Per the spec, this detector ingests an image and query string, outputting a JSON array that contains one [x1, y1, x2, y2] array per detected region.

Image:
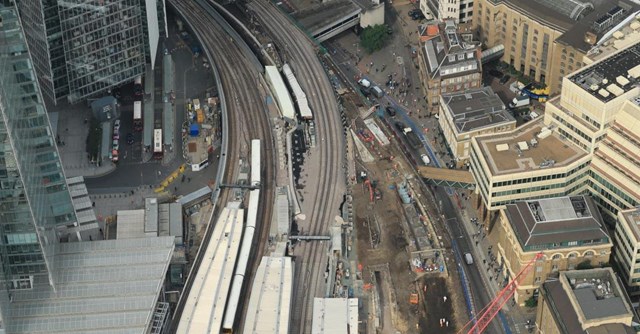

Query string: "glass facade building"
[[0, 2, 77, 296], [16, 0, 164, 104]]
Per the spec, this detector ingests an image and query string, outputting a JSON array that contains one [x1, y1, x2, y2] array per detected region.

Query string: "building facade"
[[492, 196, 611, 304], [417, 20, 482, 114], [472, 0, 639, 94], [0, 4, 78, 288], [438, 86, 515, 167], [613, 208, 640, 297], [423, 0, 474, 24], [16, 0, 165, 104], [536, 268, 635, 333]]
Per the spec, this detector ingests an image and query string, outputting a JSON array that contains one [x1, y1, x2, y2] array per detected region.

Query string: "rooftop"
[[421, 21, 481, 79], [7, 237, 175, 333], [584, 14, 640, 63], [292, 0, 361, 35], [504, 195, 610, 249], [440, 87, 514, 133], [620, 207, 640, 241], [243, 256, 293, 334], [312, 298, 359, 334], [542, 268, 634, 333], [570, 41, 640, 102], [474, 119, 588, 176]]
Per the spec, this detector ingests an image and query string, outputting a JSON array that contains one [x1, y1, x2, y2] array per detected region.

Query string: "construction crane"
[[458, 252, 544, 334]]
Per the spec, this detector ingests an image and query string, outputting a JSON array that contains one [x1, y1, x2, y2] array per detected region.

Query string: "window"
[[585, 251, 594, 257], [552, 254, 561, 260], [568, 241, 577, 246], [552, 264, 558, 271], [534, 277, 541, 283]]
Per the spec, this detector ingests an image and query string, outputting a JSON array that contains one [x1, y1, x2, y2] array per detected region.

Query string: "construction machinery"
[[458, 252, 544, 334], [409, 293, 419, 305]]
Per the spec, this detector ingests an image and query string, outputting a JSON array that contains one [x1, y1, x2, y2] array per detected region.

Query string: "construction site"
[[343, 99, 470, 333]]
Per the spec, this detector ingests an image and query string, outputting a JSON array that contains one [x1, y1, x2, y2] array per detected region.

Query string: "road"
[[247, 1, 346, 333], [436, 187, 505, 334]]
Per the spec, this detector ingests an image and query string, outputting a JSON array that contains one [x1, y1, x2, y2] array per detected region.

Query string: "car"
[[112, 140, 119, 151], [499, 74, 511, 84], [112, 133, 120, 140], [420, 154, 431, 165], [395, 121, 406, 132], [408, 9, 419, 16], [489, 69, 504, 78], [385, 106, 396, 117], [114, 119, 121, 132], [126, 133, 134, 145]]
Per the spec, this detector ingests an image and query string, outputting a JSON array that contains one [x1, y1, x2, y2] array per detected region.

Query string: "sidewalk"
[[54, 101, 117, 178]]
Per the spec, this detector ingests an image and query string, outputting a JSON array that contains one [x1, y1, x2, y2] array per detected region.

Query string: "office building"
[[470, 118, 590, 213], [536, 268, 636, 333], [546, 42, 640, 221], [16, 0, 165, 104], [472, 0, 639, 94], [470, 41, 640, 223], [613, 208, 640, 297], [438, 86, 515, 167], [417, 20, 482, 114], [0, 6, 174, 332], [423, 0, 474, 24], [492, 196, 611, 304]]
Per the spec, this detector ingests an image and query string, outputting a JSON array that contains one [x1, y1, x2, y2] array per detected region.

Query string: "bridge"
[[417, 166, 476, 190]]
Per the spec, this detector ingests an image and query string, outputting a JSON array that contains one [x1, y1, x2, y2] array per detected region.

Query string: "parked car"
[[112, 133, 120, 140], [112, 140, 119, 151], [420, 154, 431, 165], [114, 119, 121, 132], [126, 133, 134, 145], [499, 74, 511, 84]]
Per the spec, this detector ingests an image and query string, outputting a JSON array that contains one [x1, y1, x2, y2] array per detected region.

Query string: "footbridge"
[[417, 166, 476, 190]]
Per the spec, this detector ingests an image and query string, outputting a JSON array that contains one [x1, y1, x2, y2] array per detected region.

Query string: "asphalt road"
[[436, 187, 505, 334]]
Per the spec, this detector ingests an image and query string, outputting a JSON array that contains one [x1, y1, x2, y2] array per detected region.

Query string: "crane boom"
[[460, 252, 544, 334]]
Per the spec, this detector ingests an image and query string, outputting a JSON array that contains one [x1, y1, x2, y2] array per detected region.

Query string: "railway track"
[[247, 1, 346, 332], [168, 0, 275, 331]]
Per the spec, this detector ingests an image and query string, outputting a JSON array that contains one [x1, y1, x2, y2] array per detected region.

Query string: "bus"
[[133, 101, 143, 132], [153, 129, 163, 159]]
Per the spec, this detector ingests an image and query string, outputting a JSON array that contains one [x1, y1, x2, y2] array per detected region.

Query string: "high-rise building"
[[0, 2, 78, 288], [422, 0, 474, 24], [16, 0, 165, 104]]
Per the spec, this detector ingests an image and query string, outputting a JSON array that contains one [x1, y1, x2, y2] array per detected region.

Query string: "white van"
[[464, 253, 473, 265], [358, 78, 371, 88], [420, 154, 430, 165], [372, 86, 384, 98]]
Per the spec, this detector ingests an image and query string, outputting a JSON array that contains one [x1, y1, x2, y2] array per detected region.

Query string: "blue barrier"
[[498, 311, 513, 334], [450, 237, 476, 324]]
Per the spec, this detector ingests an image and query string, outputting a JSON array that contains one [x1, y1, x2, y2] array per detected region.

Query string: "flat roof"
[[585, 16, 640, 63], [312, 298, 359, 334], [569, 42, 640, 102], [292, 0, 361, 34], [243, 256, 293, 334], [441, 87, 514, 133], [176, 205, 244, 334], [542, 268, 633, 333], [620, 207, 640, 242], [504, 195, 610, 248], [265, 66, 296, 121], [474, 119, 588, 176], [116, 209, 147, 239], [7, 237, 175, 333]]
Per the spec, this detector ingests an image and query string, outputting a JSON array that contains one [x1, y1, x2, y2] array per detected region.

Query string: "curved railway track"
[[169, 0, 275, 331], [247, 1, 346, 332]]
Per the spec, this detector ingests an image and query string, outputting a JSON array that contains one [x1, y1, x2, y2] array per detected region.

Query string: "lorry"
[[509, 95, 530, 109], [464, 253, 473, 265], [402, 127, 422, 149], [371, 86, 384, 98]]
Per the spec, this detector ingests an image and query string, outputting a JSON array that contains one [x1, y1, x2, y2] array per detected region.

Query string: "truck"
[[464, 253, 473, 265], [371, 86, 384, 98], [509, 95, 530, 109], [358, 78, 371, 88], [402, 127, 422, 149]]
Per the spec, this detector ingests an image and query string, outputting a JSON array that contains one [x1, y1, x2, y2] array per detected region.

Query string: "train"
[[282, 63, 313, 120], [222, 139, 261, 333]]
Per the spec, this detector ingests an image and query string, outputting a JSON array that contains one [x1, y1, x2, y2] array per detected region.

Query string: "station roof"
[[440, 87, 514, 134], [243, 256, 293, 334], [474, 119, 588, 176], [312, 298, 358, 334], [542, 268, 634, 333], [504, 195, 610, 249], [6, 237, 174, 333]]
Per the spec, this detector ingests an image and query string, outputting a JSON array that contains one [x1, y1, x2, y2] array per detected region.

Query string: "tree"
[[360, 25, 389, 53], [576, 260, 593, 270], [524, 296, 538, 308]]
